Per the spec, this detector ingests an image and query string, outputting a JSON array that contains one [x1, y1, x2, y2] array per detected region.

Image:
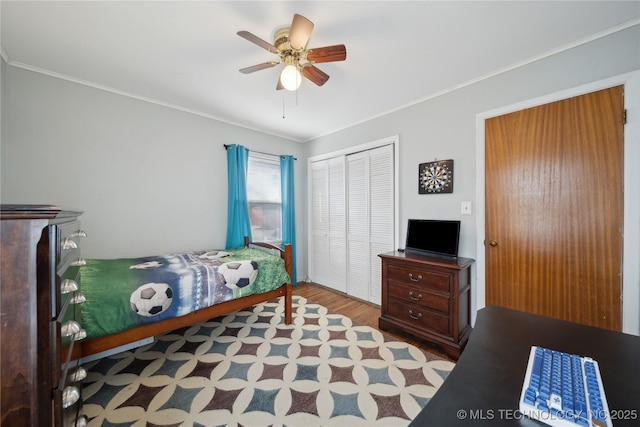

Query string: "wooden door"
[[485, 86, 624, 331]]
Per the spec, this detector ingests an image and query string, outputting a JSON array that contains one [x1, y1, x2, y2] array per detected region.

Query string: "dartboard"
[[419, 160, 454, 194]]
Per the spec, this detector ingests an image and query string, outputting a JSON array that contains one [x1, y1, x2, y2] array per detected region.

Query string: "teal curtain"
[[280, 155, 297, 285], [225, 144, 251, 249]]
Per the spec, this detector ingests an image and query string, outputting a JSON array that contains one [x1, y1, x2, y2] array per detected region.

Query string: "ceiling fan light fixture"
[[280, 63, 301, 91], [238, 13, 346, 90]]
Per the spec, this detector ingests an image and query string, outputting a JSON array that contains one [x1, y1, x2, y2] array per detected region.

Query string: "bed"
[[79, 237, 292, 357]]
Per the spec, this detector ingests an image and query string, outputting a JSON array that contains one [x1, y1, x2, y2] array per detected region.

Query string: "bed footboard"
[[244, 237, 293, 324]]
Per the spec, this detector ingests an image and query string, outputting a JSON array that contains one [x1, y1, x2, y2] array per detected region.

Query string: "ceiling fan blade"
[[289, 14, 314, 50], [276, 78, 284, 91], [240, 61, 279, 74], [306, 44, 347, 63], [301, 65, 330, 86], [237, 30, 279, 54]]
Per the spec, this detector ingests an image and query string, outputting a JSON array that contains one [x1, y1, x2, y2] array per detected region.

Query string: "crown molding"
[[3, 17, 638, 144], [306, 17, 640, 143], [5, 59, 301, 143]]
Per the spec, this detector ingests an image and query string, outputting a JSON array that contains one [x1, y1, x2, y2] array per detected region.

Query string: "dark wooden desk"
[[410, 306, 640, 426]]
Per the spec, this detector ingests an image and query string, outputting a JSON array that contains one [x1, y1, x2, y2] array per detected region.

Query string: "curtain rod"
[[223, 144, 297, 161]]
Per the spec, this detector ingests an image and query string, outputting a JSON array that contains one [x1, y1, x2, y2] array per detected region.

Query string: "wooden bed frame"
[[80, 237, 293, 357]]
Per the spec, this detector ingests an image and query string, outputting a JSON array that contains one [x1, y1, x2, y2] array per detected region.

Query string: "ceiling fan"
[[238, 13, 347, 91]]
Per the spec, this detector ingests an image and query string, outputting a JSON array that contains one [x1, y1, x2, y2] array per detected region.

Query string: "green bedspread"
[[80, 246, 290, 340]]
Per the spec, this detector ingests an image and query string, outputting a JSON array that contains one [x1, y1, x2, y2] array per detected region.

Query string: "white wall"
[[2, 66, 305, 262], [304, 25, 640, 332]]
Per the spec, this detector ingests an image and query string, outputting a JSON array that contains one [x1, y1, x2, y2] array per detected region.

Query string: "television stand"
[[378, 250, 474, 360]]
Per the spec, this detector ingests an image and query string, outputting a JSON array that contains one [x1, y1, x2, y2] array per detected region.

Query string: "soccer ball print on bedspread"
[[218, 260, 259, 289], [125, 252, 234, 321], [201, 251, 259, 289], [126, 252, 261, 318], [130, 282, 174, 317], [127, 256, 259, 317], [199, 250, 233, 260]]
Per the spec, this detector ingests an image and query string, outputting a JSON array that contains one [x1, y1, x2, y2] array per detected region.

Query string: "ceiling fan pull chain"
[[282, 92, 286, 119]]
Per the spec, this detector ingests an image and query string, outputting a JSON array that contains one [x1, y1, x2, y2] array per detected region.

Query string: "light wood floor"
[[293, 282, 453, 361]]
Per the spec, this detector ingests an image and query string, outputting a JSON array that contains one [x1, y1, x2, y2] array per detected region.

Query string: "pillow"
[[248, 243, 281, 257]]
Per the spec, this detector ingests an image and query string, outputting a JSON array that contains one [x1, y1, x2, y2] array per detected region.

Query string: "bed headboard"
[[243, 236, 292, 285]]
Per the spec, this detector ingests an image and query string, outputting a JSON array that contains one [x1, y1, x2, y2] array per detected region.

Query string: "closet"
[[310, 157, 347, 292], [309, 142, 396, 304]]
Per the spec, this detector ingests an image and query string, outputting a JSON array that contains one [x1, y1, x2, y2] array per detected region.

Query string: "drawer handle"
[[71, 293, 86, 305], [68, 367, 87, 383], [71, 258, 87, 267], [408, 273, 422, 282], [74, 329, 87, 342], [62, 386, 80, 408], [61, 322, 87, 341], [61, 320, 81, 337], [73, 415, 89, 427], [61, 238, 78, 250], [409, 310, 423, 320], [60, 279, 79, 294], [408, 291, 422, 301], [72, 230, 87, 238]]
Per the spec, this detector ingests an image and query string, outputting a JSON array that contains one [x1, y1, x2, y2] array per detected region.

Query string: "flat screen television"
[[405, 219, 461, 260]]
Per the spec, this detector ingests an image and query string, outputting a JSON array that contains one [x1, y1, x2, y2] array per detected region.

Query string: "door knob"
[[489, 240, 498, 247]]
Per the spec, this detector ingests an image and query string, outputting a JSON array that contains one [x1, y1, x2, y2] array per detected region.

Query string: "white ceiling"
[[2, 1, 639, 142]]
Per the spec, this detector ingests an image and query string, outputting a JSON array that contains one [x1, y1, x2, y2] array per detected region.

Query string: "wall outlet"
[[461, 201, 472, 215]]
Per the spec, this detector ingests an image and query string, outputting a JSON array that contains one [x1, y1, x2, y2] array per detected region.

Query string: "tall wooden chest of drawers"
[[379, 251, 474, 360], [1, 205, 87, 426]]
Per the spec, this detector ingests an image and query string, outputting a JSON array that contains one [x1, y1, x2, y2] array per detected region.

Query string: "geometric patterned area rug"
[[81, 296, 455, 427]]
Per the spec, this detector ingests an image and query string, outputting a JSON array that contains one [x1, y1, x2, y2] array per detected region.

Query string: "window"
[[247, 153, 282, 244]]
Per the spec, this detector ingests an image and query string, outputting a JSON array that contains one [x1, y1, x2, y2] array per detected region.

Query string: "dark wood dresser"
[[1, 205, 88, 426], [379, 250, 474, 360]]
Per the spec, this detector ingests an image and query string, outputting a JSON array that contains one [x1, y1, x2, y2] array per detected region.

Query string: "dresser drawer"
[[58, 303, 82, 350], [58, 221, 85, 251], [54, 322, 87, 423], [387, 264, 450, 293], [53, 354, 86, 427], [50, 281, 85, 416], [56, 306, 84, 368], [58, 249, 85, 282], [57, 267, 81, 319], [386, 299, 450, 336], [58, 221, 86, 276], [388, 282, 450, 314]]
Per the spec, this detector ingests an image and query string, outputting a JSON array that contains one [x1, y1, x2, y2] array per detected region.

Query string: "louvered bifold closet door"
[[310, 161, 331, 286], [328, 157, 347, 292], [346, 152, 370, 301], [346, 144, 395, 303], [368, 145, 395, 305], [347, 151, 371, 301]]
